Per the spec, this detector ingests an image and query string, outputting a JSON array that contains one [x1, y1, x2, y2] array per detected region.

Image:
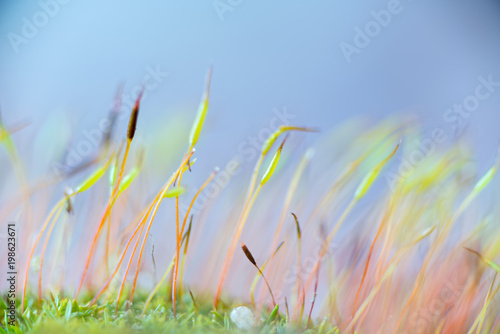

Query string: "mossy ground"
[[1, 293, 338, 334]]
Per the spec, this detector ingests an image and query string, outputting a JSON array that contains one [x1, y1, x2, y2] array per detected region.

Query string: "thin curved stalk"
[[213, 154, 265, 307], [214, 182, 263, 307], [75, 141, 131, 298], [344, 226, 436, 332], [142, 256, 175, 315], [115, 151, 193, 311], [37, 205, 64, 304], [171, 159, 188, 317], [90, 203, 155, 305], [351, 191, 399, 321], [172, 169, 217, 316], [22, 197, 66, 312]]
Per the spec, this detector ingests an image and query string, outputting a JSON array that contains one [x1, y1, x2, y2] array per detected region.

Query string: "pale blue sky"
[[1, 0, 500, 167]]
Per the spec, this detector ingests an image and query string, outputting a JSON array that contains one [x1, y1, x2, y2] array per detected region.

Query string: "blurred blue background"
[[2, 0, 500, 304], [1, 0, 500, 170]]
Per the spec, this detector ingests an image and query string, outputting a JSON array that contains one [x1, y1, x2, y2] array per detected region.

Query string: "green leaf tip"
[[464, 247, 500, 274], [162, 186, 186, 199], [189, 67, 213, 149], [354, 140, 401, 200], [268, 304, 279, 321], [261, 125, 318, 155], [472, 146, 500, 194], [75, 155, 114, 193], [261, 135, 288, 185]]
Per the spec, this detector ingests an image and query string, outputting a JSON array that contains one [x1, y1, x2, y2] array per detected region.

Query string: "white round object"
[[230, 306, 256, 330]]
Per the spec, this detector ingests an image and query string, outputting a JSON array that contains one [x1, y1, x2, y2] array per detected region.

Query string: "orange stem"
[[37, 206, 64, 305], [121, 151, 194, 309], [75, 141, 131, 299], [22, 197, 65, 312]]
